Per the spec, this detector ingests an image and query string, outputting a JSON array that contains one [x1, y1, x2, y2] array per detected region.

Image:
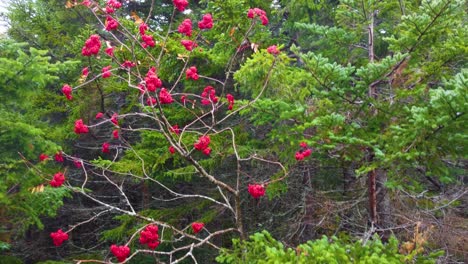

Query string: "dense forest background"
[[0, 0, 466, 263]]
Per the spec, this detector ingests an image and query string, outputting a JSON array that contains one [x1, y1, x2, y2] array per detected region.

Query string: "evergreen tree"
[[0, 38, 77, 256]]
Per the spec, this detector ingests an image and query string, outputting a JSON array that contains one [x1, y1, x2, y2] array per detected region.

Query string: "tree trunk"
[[376, 168, 392, 241], [367, 159, 392, 240], [368, 12, 375, 64], [368, 166, 378, 225], [367, 9, 392, 241]]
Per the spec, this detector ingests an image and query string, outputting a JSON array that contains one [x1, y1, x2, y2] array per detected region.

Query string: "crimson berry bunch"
[[139, 224, 160, 250], [81, 34, 101, 56], [50, 229, 69, 246], [110, 244, 130, 263], [105, 16, 119, 31], [178, 19, 193, 37], [201, 86, 218, 105], [54, 152, 64, 163], [74, 119, 89, 134], [191, 222, 204, 234], [247, 8, 269, 25], [198, 14, 213, 30], [61, 84, 73, 100], [248, 184, 266, 199], [181, 39, 197, 51], [144, 67, 162, 92], [295, 142, 312, 161], [194, 135, 211, 155], [50, 172, 65, 188], [173, 0, 188, 12], [105, 0, 122, 13], [39, 153, 49, 161], [186, 66, 199, 80], [226, 94, 235, 110]]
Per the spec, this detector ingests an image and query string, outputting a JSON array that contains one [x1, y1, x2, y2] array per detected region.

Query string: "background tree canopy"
[[0, 0, 466, 263]]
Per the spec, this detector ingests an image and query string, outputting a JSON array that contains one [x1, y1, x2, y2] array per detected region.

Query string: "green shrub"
[[216, 231, 443, 264]]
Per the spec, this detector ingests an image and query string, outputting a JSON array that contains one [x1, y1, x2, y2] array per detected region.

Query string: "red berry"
[[50, 229, 69, 246], [110, 245, 130, 262], [191, 222, 204, 234], [248, 184, 265, 199]]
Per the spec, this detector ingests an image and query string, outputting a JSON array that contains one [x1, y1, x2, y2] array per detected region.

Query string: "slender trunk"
[[368, 10, 376, 98], [376, 169, 392, 241], [367, 9, 393, 240], [367, 9, 379, 227], [235, 160, 246, 240], [368, 13, 375, 64], [235, 194, 246, 240], [368, 155, 378, 225], [398, 0, 406, 16]]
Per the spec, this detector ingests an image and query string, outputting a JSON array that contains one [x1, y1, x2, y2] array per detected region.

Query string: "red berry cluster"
[[159, 88, 174, 104], [169, 146, 176, 154], [61, 84, 73, 100], [139, 23, 148, 35], [74, 119, 89, 134], [146, 97, 157, 106], [39, 153, 49, 161], [122, 60, 136, 68], [194, 135, 211, 155], [105, 0, 122, 14], [73, 159, 82, 168], [295, 142, 312, 161], [50, 172, 65, 187], [186, 66, 199, 80], [178, 19, 193, 37], [106, 47, 114, 57], [226, 94, 235, 110], [81, 34, 101, 56], [171, 125, 181, 135], [81, 0, 91, 7], [139, 224, 160, 250], [105, 16, 119, 31], [110, 244, 130, 263], [267, 45, 280, 55], [102, 65, 112, 78], [141, 34, 155, 48], [102, 142, 110, 153], [82, 67, 89, 77], [50, 229, 69, 246], [109, 113, 118, 126], [181, 40, 197, 51], [55, 152, 64, 163], [198, 14, 213, 29], [144, 67, 162, 92], [247, 8, 269, 25], [106, 47, 115, 57], [173, 0, 189, 12], [201, 86, 218, 105], [248, 184, 265, 199], [191, 222, 204, 234], [105, 46, 114, 56]]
